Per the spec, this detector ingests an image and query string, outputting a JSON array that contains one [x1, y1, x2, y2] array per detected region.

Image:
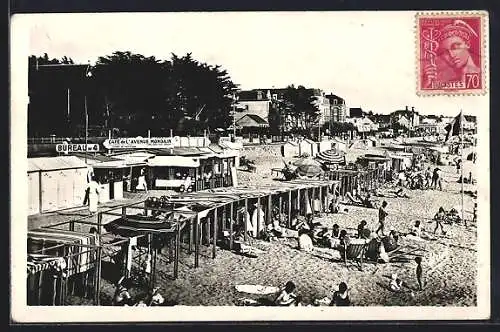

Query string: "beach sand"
[[42, 143, 478, 307]]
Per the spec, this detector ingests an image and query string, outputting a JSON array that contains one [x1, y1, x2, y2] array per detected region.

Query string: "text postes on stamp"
[[416, 12, 487, 96]]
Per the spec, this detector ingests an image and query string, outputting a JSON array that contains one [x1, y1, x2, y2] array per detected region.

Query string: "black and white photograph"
[[10, 11, 490, 322]]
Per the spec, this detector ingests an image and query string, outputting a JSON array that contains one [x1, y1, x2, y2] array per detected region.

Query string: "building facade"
[[326, 94, 347, 123], [390, 106, 420, 130]]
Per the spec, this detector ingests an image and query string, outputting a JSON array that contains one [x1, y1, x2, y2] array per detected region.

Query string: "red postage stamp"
[[416, 12, 487, 95]]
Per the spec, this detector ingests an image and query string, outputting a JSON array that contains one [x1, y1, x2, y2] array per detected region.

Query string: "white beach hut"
[[28, 156, 88, 215]]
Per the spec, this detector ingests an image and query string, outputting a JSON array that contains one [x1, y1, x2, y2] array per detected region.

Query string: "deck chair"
[[343, 192, 364, 206], [386, 244, 423, 263], [343, 240, 368, 271], [364, 239, 381, 262]]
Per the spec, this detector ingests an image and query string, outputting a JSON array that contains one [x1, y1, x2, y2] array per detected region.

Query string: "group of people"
[[395, 166, 444, 191], [275, 281, 351, 307], [112, 276, 165, 306]]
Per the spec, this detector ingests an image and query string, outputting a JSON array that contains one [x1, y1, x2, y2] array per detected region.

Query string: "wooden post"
[[174, 223, 180, 278], [97, 212, 102, 235], [312, 187, 316, 215], [95, 246, 102, 305], [278, 194, 283, 225], [212, 208, 218, 259], [297, 189, 301, 217], [267, 194, 272, 226], [288, 190, 292, 228], [257, 196, 261, 235], [244, 199, 248, 241], [229, 202, 234, 250], [195, 214, 200, 268], [319, 186, 323, 212], [206, 214, 211, 246], [189, 218, 194, 253], [223, 205, 227, 231]]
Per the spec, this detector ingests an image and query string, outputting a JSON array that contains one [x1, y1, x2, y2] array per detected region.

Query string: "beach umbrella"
[[292, 158, 322, 167], [315, 149, 346, 164], [296, 164, 324, 177]]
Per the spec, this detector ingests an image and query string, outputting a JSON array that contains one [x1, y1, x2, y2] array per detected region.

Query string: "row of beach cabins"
[[27, 136, 433, 305]]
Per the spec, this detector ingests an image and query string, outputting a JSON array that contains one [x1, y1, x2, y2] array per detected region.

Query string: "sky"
[[18, 11, 489, 116]]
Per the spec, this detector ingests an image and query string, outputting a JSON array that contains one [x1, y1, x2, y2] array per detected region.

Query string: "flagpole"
[[460, 110, 465, 227]]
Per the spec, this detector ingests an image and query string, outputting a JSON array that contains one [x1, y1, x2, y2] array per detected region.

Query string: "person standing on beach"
[[87, 176, 100, 216], [415, 257, 423, 291], [433, 207, 447, 235], [376, 201, 388, 237], [425, 167, 432, 189]]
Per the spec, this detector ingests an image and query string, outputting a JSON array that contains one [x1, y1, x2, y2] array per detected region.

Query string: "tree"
[[281, 85, 321, 138]]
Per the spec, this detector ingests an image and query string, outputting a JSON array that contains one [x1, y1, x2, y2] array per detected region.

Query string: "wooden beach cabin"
[[91, 160, 128, 203], [28, 156, 88, 215], [298, 139, 318, 157], [318, 140, 333, 153], [356, 154, 391, 170], [387, 152, 414, 172], [281, 140, 300, 158], [108, 151, 155, 192], [146, 147, 236, 192], [331, 138, 348, 153]]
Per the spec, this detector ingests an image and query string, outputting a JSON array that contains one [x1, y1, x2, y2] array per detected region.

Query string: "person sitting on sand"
[[409, 220, 422, 237], [274, 281, 298, 306], [315, 227, 331, 247], [331, 224, 340, 239], [113, 277, 133, 306], [333, 194, 342, 213], [339, 230, 351, 247], [298, 229, 314, 252], [329, 282, 351, 306], [357, 220, 368, 239], [395, 188, 410, 198], [336, 230, 352, 254], [389, 273, 403, 292]]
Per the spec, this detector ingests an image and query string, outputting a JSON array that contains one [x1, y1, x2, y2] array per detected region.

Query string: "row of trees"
[[28, 52, 237, 137], [28, 52, 326, 139]]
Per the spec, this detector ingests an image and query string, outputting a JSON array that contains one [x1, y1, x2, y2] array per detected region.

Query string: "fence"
[[322, 167, 390, 197]]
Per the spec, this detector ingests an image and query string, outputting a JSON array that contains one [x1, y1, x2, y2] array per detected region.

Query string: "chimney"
[[411, 107, 415, 112], [405, 106, 408, 111]]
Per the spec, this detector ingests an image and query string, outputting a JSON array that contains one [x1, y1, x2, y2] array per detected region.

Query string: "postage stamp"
[[416, 12, 488, 96]]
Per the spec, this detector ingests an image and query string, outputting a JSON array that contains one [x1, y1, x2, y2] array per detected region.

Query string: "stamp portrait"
[[416, 12, 487, 95]]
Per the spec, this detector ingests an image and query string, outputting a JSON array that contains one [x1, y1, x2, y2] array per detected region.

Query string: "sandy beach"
[[112, 144, 478, 306], [31, 143, 477, 307]]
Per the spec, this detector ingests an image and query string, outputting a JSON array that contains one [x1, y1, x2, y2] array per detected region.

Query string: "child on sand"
[[329, 282, 351, 306], [415, 257, 423, 291], [274, 281, 297, 306], [389, 273, 403, 292], [357, 220, 370, 239], [409, 220, 422, 237]]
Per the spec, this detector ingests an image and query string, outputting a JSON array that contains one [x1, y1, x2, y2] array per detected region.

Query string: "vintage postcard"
[[10, 11, 490, 322]]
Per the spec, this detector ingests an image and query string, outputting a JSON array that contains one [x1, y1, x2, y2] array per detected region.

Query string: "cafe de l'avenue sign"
[[103, 136, 181, 149]]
